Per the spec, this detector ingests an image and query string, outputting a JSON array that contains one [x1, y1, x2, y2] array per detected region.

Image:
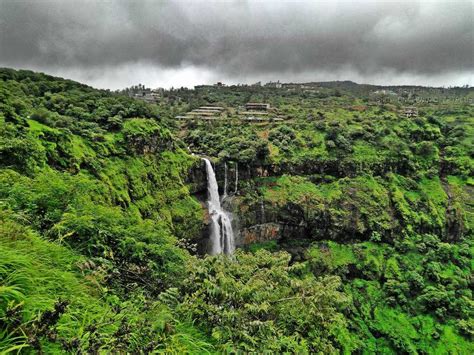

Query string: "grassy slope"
[[0, 69, 211, 352]]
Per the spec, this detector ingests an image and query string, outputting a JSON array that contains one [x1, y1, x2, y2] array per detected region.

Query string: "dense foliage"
[[1, 69, 472, 353], [182, 82, 473, 353]]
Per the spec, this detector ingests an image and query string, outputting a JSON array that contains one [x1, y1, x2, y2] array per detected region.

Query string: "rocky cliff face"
[[188, 159, 387, 250], [186, 159, 208, 194], [187, 158, 469, 252], [227, 196, 310, 246], [186, 160, 273, 251], [210, 158, 418, 185], [240, 223, 281, 244]]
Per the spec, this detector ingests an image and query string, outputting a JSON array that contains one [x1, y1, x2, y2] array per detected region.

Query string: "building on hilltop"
[[265, 81, 282, 88], [403, 106, 418, 118], [194, 85, 214, 90], [281, 83, 301, 90], [127, 86, 163, 103], [176, 105, 225, 121], [245, 103, 270, 111]]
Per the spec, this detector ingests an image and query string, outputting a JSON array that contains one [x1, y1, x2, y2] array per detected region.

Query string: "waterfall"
[[234, 162, 238, 194], [203, 158, 235, 255], [222, 162, 228, 200]]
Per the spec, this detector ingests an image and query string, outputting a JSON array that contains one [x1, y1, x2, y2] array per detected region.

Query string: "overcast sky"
[[0, 0, 472, 89]]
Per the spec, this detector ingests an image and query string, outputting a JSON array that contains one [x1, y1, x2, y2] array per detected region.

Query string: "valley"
[[0, 69, 472, 353]]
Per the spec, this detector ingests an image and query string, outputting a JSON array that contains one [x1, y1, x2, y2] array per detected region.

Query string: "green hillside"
[[0, 69, 472, 353]]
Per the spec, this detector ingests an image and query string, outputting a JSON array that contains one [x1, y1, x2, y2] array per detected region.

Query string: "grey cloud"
[[0, 0, 472, 88]]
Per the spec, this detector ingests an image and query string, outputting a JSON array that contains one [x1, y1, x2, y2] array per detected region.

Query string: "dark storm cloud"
[[0, 0, 472, 88]]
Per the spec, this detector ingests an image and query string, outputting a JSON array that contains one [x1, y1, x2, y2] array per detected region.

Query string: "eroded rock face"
[[188, 161, 315, 250], [240, 223, 281, 244], [187, 159, 426, 251], [186, 159, 207, 194], [227, 196, 308, 246]]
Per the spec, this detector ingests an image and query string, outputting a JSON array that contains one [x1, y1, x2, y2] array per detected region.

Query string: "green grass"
[[0, 210, 111, 353], [245, 240, 279, 253], [27, 119, 60, 134], [352, 140, 382, 164]]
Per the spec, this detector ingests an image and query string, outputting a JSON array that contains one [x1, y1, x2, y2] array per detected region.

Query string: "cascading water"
[[234, 162, 238, 194], [203, 158, 235, 255], [222, 162, 228, 200]]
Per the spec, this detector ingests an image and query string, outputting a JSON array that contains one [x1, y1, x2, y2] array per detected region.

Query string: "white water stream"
[[203, 158, 235, 255], [234, 162, 238, 194], [223, 162, 228, 199]]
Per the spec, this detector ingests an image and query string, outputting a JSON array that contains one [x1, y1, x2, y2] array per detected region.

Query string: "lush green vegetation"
[[181, 82, 473, 353], [1, 69, 472, 353]]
